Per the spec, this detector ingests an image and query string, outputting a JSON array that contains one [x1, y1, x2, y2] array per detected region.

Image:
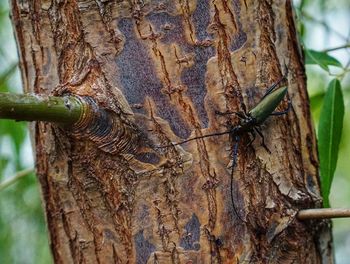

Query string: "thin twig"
[[0, 168, 34, 191], [297, 208, 350, 220], [322, 43, 350, 53]]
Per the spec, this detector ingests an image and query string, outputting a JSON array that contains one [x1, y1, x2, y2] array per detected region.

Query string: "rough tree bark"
[[11, 0, 333, 263]]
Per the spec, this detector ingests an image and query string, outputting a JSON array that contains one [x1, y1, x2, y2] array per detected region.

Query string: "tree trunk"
[[10, 0, 333, 263]]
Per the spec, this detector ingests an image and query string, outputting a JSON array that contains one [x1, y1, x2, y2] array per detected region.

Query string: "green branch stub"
[[0, 93, 83, 126]]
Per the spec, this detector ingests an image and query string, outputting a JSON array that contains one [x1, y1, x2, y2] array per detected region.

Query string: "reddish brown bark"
[[11, 0, 333, 263]]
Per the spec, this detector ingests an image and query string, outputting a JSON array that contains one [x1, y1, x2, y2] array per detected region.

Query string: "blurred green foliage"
[[0, 0, 349, 263], [296, 0, 350, 262], [0, 0, 51, 263]]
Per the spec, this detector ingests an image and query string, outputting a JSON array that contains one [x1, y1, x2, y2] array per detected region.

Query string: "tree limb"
[[0, 92, 83, 126], [298, 208, 350, 219]]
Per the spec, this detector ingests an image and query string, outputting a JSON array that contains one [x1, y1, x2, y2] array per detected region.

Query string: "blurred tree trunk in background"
[[10, 0, 333, 263]]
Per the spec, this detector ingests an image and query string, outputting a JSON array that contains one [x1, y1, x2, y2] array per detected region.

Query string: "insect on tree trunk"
[[10, 0, 333, 263]]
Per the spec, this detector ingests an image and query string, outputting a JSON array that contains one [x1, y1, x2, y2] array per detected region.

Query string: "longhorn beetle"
[[160, 73, 290, 222]]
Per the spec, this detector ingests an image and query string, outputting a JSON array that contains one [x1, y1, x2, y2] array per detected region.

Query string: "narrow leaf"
[[0, 63, 18, 89], [305, 49, 342, 71], [318, 79, 344, 207]]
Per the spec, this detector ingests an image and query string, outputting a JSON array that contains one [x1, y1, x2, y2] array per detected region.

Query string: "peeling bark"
[[11, 0, 333, 263]]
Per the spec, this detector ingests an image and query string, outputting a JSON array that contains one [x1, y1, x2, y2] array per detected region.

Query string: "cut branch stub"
[[70, 96, 141, 154], [0, 92, 141, 154], [0, 92, 82, 125]]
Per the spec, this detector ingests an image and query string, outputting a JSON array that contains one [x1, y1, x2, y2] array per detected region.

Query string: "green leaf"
[[305, 49, 342, 71], [0, 156, 9, 178], [318, 79, 344, 207], [0, 63, 18, 90]]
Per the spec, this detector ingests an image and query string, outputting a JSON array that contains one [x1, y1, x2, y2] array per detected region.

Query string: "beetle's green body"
[[233, 85, 288, 137], [249, 86, 288, 124]]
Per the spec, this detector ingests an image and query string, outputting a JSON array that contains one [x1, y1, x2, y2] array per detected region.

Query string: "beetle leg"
[[215, 110, 248, 119], [235, 111, 248, 119], [215, 110, 234, 115], [270, 99, 291, 116], [254, 127, 271, 153], [270, 110, 288, 116], [246, 130, 256, 147]]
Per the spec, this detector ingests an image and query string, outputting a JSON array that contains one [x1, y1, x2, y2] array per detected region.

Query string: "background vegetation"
[[0, 0, 349, 263], [297, 1, 350, 262], [0, 1, 51, 263]]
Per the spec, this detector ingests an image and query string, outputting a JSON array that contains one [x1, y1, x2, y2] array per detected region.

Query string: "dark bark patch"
[[180, 213, 201, 251], [146, 8, 214, 129], [116, 17, 190, 138], [134, 229, 156, 264]]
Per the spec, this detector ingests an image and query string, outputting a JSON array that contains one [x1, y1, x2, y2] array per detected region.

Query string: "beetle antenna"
[[156, 130, 233, 148], [261, 72, 288, 99], [230, 135, 246, 223]]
